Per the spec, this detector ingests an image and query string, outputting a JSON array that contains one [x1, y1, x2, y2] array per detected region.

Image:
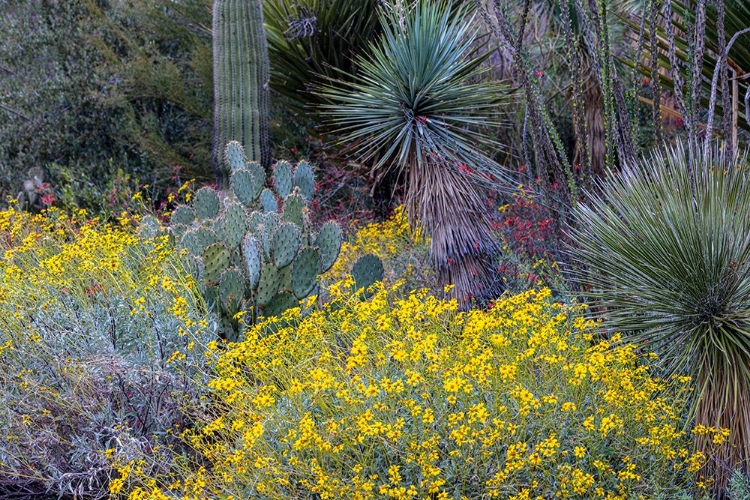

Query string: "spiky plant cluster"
[[170, 142, 342, 340], [570, 143, 750, 495], [264, 0, 381, 112], [318, 0, 511, 304]]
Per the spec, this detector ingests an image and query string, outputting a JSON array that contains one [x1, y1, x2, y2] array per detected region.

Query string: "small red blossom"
[[457, 163, 472, 175]]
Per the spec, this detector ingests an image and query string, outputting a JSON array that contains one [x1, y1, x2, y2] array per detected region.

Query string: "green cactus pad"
[[229, 248, 243, 269], [247, 161, 265, 188], [261, 188, 278, 213], [180, 252, 203, 282], [203, 284, 220, 310], [248, 211, 265, 233], [264, 212, 280, 236], [179, 229, 201, 255], [273, 160, 293, 198], [256, 262, 282, 306], [256, 224, 272, 260], [315, 221, 343, 272], [171, 223, 188, 241], [193, 187, 221, 220], [262, 292, 298, 318], [242, 234, 262, 290], [180, 227, 217, 256], [223, 202, 247, 248], [293, 247, 322, 299], [219, 267, 245, 315], [256, 213, 281, 260], [171, 205, 196, 226], [279, 265, 293, 293], [283, 191, 306, 228], [202, 243, 231, 283], [213, 216, 225, 241], [137, 215, 161, 240], [352, 254, 384, 295], [271, 222, 301, 268], [220, 315, 239, 342], [293, 161, 315, 201], [231, 168, 263, 206], [225, 141, 246, 172]]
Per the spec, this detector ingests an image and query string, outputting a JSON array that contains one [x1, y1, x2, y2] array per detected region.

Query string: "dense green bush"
[[0, 0, 213, 211]]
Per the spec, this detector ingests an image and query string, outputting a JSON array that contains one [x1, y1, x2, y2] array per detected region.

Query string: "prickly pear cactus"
[[293, 161, 315, 201], [273, 161, 293, 198], [169, 141, 343, 341], [315, 221, 343, 272], [351, 254, 385, 297]]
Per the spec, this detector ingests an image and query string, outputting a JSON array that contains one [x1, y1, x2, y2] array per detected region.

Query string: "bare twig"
[[0, 103, 30, 121]]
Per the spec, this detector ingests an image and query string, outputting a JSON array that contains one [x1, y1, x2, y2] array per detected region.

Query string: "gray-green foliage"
[[171, 141, 342, 340], [728, 469, 750, 500], [570, 143, 750, 493]]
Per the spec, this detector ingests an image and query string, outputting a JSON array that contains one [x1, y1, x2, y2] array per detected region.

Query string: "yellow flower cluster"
[[118, 282, 706, 499]]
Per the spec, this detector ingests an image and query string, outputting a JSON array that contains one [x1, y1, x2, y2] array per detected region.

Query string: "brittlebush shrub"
[[116, 279, 710, 499], [0, 208, 212, 498]]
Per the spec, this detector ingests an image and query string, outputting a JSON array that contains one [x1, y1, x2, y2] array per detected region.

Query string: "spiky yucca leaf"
[[570, 143, 750, 491], [317, 0, 510, 185], [264, 0, 380, 112]]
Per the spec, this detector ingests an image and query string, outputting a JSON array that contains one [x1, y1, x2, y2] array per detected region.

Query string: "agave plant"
[[317, 0, 512, 304], [570, 143, 750, 494]]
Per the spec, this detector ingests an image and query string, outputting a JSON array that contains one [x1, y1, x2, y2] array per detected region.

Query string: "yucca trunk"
[[583, 78, 606, 178], [406, 157, 502, 306], [695, 351, 750, 497]]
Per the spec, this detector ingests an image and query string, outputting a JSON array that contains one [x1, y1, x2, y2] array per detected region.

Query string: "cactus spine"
[[212, 0, 272, 182]]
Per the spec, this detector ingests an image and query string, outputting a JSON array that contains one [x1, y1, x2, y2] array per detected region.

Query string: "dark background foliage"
[[0, 0, 214, 211]]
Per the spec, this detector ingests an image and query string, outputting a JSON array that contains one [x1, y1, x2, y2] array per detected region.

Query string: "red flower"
[[457, 163, 472, 174]]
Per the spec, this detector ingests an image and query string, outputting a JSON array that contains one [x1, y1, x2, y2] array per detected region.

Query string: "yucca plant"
[[570, 143, 750, 496], [317, 0, 512, 304]]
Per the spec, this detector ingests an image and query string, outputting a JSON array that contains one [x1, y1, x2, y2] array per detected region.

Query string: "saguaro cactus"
[[212, 0, 272, 182]]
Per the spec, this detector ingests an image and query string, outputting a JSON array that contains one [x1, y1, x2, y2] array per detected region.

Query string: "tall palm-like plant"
[[570, 143, 750, 495], [317, 0, 512, 303]]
